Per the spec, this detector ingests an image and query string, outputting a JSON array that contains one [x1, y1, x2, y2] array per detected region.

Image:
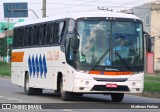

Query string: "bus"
[[11, 12, 149, 102]]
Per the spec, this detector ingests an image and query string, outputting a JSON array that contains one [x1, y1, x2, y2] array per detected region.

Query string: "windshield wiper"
[[115, 51, 132, 71], [89, 48, 132, 72], [89, 47, 112, 71]]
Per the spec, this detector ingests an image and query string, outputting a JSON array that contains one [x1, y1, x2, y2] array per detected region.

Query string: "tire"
[[24, 73, 36, 95], [74, 93, 83, 97], [35, 88, 43, 95], [111, 93, 124, 102], [60, 78, 73, 101]]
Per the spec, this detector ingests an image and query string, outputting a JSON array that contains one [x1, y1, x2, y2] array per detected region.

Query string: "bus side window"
[[35, 25, 41, 45], [54, 22, 65, 44], [46, 23, 51, 45], [50, 23, 54, 44], [13, 29, 17, 48], [21, 28, 25, 47], [41, 23, 47, 45], [39, 24, 44, 45], [33, 25, 36, 46], [24, 27, 29, 47], [17, 28, 21, 47], [28, 26, 33, 46]]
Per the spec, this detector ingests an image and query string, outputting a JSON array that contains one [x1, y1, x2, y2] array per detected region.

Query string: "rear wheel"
[[111, 93, 124, 102], [35, 88, 43, 95], [24, 74, 36, 95], [24, 73, 43, 95], [60, 78, 73, 101]]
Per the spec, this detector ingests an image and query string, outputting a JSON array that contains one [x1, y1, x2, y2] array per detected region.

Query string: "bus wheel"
[[74, 93, 83, 97], [60, 78, 73, 101], [24, 74, 36, 95], [36, 88, 43, 95], [111, 93, 124, 102]]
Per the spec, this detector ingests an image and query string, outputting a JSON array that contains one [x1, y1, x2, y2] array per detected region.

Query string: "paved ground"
[[0, 77, 160, 112]]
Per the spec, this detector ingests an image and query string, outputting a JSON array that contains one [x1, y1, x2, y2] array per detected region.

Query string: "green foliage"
[[144, 81, 160, 92], [0, 37, 12, 57], [145, 75, 160, 81], [0, 38, 7, 57], [0, 61, 11, 76]]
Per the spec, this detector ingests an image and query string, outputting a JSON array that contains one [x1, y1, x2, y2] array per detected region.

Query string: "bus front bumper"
[[73, 73, 144, 94]]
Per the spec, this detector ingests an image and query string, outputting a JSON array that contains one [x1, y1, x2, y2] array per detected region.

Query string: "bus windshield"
[[77, 20, 143, 68]]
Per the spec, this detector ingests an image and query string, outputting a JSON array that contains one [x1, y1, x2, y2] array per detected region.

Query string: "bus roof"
[[14, 11, 141, 28]]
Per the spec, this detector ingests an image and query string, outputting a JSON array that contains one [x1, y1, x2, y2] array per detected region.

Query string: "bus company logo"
[[105, 68, 119, 71], [28, 54, 47, 78]]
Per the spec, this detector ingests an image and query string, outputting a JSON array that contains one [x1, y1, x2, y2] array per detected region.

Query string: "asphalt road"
[[0, 77, 160, 112]]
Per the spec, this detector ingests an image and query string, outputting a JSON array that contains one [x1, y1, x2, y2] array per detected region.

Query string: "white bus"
[[11, 12, 148, 102]]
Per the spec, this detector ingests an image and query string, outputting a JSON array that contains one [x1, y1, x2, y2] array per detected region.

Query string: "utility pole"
[[42, 0, 46, 18], [6, 18, 9, 63]]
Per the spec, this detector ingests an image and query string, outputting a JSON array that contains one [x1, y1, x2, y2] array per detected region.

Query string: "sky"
[[0, 0, 157, 22]]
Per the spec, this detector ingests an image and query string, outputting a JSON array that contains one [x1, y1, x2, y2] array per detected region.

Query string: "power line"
[[46, 1, 147, 6], [28, 2, 41, 4], [45, 0, 151, 7], [70, 0, 150, 4], [29, 10, 42, 17], [46, 6, 151, 10], [46, 0, 100, 10], [97, 0, 151, 6], [44, 0, 157, 10]]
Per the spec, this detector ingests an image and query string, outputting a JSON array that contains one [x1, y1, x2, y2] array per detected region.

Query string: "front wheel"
[[60, 78, 73, 101], [111, 93, 124, 102]]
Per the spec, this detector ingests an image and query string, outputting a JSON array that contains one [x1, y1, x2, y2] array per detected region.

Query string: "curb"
[[0, 75, 11, 79], [142, 91, 160, 99], [130, 91, 160, 99]]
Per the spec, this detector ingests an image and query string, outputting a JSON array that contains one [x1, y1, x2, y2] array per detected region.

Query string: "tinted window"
[[17, 28, 23, 47], [13, 20, 66, 48], [52, 22, 64, 44], [46, 23, 52, 45], [34, 25, 41, 45], [13, 29, 17, 48], [41, 24, 47, 45]]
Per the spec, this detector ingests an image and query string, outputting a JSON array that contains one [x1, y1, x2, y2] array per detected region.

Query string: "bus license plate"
[[106, 84, 117, 88]]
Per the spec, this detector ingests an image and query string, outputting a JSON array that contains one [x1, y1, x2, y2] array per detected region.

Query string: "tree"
[[0, 37, 7, 57]]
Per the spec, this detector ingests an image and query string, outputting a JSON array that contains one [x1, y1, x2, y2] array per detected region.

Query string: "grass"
[[144, 80, 160, 92], [0, 61, 11, 76], [144, 75, 160, 92], [144, 75, 160, 81]]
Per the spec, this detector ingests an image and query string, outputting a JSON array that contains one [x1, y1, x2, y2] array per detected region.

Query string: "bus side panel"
[[60, 52, 75, 92], [21, 47, 67, 90], [11, 47, 74, 91], [11, 49, 25, 87], [11, 65, 18, 85]]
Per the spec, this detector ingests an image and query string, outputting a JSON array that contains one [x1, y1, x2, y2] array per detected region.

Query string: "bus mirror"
[[144, 32, 151, 52], [69, 32, 79, 51], [146, 37, 151, 52]]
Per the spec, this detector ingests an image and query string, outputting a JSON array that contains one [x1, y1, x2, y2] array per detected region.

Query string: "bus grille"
[[91, 85, 130, 92], [93, 78, 128, 82]]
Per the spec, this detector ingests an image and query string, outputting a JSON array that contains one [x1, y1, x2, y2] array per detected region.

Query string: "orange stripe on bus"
[[11, 52, 24, 62], [89, 71, 133, 76]]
